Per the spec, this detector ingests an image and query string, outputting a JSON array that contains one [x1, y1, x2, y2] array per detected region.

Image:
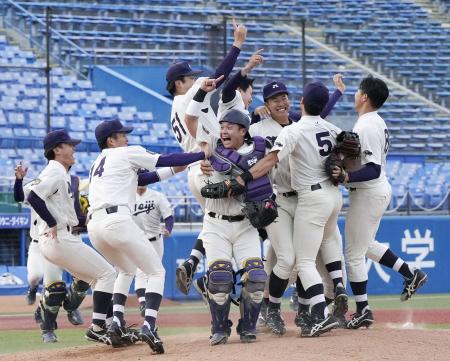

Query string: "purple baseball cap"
[[95, 119, 133, 144], [263, 81, 289, 101], [166, 61, 203, 82], [43, 129, 81, 152], [302, 81, 329, 110]]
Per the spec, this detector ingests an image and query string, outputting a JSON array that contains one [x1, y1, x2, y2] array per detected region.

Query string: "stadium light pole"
[[222, 16, 227, 58], [301, 18, 306, 90], [45, 6, 52, 133]]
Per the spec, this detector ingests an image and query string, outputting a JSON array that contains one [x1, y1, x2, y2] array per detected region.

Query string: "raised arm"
[[13, 163, 28, 202], [320, 73, 345, 119]]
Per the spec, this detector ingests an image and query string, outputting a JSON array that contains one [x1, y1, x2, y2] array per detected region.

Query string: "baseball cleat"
[[85, 325, 112, 345], [239, 330, 257, 343], [265, 307, 286, 335], [67, 308, 84, 326], [209, 331, 228, 346], [294, 310, 310, 330], [300, 314, 339, 337], [140, 326, 164, 354], [139, 302, 146, 318], [345, 306, 374, 329], [175, 260, 195, 295], [193, 276, 208, 304], [42, 330, 58, 343], [400, 269, 428, 302], [333, 284, 349, 320], [107, 321, 128, 348], [26, 286, 38, 305]]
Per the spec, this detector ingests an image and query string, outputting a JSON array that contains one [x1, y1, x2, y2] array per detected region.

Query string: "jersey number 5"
[[171, 113, 187, 143], [316, 131, 332, 157]]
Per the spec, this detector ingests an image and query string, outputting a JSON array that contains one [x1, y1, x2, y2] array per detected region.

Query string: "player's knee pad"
[[63, 279, 90, 312], [43, 281, 67, 307], [241, 258, 267, 303], [207, 260, 234, 305]]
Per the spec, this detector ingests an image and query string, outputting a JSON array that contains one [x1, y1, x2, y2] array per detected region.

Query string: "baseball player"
[[133, 184, 174, 316], [331, 76, 428, 329], [167, 20, 247, 295], [231, 81, 347, 337], [13, 165, 85, 342], [185, 75, 276, 344], [26, 129, 117, 345], [87, 119, 206, 353]]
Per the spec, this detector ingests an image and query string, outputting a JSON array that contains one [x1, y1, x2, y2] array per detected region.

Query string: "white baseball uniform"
[[30, 160, 115, 294], [345, 111, 392, 283], [272, 116, 343, 291], [133, 189, 173, 290], [87, 146, 165, 296], [171, 77, 220, 209]]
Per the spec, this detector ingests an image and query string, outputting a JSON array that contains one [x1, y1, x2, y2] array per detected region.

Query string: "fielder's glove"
[[201, 178, 246, 199], [242, 198, 278, 229], [325, 149, 346, 186], [79, 195, 90, 215], [336, 131, 361, 158]]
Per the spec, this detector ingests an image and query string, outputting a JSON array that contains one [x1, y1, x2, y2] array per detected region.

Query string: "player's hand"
[[242, 49, 264, 75], [200, 159, 213, 176], [232, 19, 247, 48], [200, 75, 225, 93], [332, 165, 348, 182], [333, 73, 346, 93], [172, 165, 187, 174], [45, 226, 58, 241], [254, 105, 271, 119], [162, 228, 171, 238], [14, 162, 28, 180]]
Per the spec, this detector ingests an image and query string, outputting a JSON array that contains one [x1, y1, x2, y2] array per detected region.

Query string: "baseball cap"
[[219, 109, 250, 129], [263, 81, 289, 101], [302, 81, 329, 110], [43, 129, 81, 152], [95, 119, 134, 144], [166, 61, 203, 83]]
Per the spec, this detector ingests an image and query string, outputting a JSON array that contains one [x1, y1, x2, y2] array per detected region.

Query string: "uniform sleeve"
[[158, 193, 173, 219], [355, 124, 383, 166], [270, 125, 295, 161], [127, 146, 160, 171], [30, 173, 62, 200]]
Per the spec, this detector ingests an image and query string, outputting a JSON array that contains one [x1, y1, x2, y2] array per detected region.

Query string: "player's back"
[[89, 146, 140, 212]]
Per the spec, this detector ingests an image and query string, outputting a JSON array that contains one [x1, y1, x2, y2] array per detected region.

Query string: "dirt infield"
[[2, 296, 450, 360], [2, 327, 450, 361]]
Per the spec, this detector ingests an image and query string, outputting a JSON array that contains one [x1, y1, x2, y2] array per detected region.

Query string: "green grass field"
[[1, 294, 449, 355]]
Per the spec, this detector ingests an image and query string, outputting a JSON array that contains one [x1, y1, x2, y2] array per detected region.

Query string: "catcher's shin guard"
[[207, 260, 234, 334], [63, 279, 90, 312], [239, 258, 267, 333], [40, 281, 67, 332]]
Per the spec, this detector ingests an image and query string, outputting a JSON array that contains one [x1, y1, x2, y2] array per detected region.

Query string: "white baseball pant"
[[135, 235, 164, 291]]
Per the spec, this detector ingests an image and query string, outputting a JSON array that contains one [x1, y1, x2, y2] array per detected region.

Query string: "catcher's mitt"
[[336, 131, 361, 158], [201, 178, 246, 199], [79, 195, 89, 215], [242, 198, 278, 229], [325, 149, 346, 186]]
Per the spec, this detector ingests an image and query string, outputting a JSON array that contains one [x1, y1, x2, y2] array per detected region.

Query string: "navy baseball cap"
[[43, 129, 81, 152], [302, 81, 329, 110], [263, 81, 289, 101], [166, 61, 203, 83], [95, 119, 133, 144], [219, 109, 250, 129]]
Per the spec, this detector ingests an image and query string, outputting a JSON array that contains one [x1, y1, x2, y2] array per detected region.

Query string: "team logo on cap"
[[272, 84, 279, 88]]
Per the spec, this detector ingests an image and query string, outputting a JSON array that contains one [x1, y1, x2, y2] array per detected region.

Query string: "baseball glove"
[[325, 149, 346, 186], [201, 178, 246, 199], [242, 198, 278, 229], [336, 131, 361, 158]]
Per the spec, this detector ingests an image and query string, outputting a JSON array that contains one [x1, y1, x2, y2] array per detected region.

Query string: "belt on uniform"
[[32, 239, 38, 243], [88, 205, 120, 220], [311, 183, 322, 191], [208, 212, 245, 222], [281, 190, 297, 197], [148, 234, 161, 242], [349, 187, 357, 192]]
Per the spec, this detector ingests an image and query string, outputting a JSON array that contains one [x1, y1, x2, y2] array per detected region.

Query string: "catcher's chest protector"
[[210, 136, 267, 174]]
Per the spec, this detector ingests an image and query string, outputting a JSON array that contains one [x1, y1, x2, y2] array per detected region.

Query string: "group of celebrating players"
[[13, 20, 427, 354]]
